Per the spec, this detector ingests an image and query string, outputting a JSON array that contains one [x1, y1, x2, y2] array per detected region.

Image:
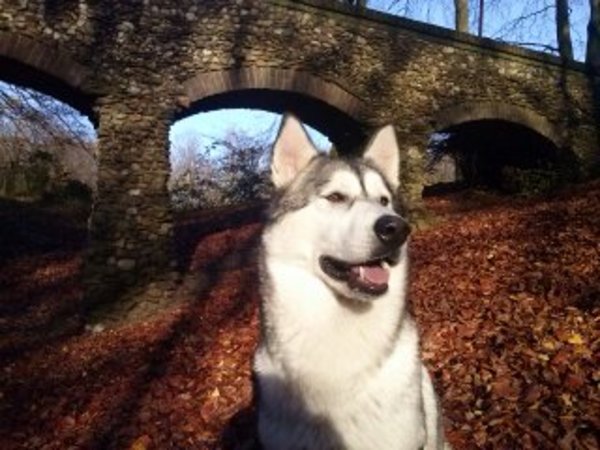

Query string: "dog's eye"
[[325, 192, 347, 203], [380, 196, 390, 206]]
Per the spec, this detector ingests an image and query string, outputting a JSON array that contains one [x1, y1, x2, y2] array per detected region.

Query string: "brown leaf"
[[129, 435, 152, 450]]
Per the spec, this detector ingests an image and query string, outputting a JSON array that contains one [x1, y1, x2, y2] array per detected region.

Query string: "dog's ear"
[[271, 114, 318, 187], [363, 125, 400, 188]]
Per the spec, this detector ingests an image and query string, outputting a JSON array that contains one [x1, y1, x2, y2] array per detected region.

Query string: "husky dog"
[[253, 115, 447, 450]]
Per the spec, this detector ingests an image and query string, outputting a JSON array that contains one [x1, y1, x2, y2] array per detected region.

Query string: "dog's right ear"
[[271, 114, 318, 188]]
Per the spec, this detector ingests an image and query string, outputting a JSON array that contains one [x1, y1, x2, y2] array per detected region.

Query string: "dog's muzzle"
[[319, 214, 410, 297]]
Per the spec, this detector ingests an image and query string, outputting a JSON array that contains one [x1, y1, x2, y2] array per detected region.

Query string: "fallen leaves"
[[414, 182, 600, 449], [566, 333, 585, 346], [129, 434, 152, 450], [1, 182, 599, 449]]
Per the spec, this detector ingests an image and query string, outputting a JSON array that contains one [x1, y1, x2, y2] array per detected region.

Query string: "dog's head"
[[265, 115, 410, 303]]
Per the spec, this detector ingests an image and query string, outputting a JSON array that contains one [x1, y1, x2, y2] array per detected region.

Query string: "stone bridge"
[[1, 0, 598, 318]]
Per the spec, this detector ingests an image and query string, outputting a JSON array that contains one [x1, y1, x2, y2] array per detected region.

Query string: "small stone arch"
[[0, 32, 93, 117], [180, 67, 365, 121], [432, 102, 562, 147], [0, 32, 91, 90]]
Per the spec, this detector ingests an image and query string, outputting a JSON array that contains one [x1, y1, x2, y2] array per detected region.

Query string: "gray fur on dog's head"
[[268, 114, 403, 220]]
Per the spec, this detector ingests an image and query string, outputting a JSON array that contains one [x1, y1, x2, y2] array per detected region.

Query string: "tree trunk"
[[587, 0, 600, 73], [556, 0, 574, 61], [478, 0, 485, 37], [454, 0, 469, 33], [345, 0, 367, 8]]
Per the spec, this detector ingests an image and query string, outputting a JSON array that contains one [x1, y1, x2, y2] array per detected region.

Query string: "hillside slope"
[[0, 184, 598, 449]]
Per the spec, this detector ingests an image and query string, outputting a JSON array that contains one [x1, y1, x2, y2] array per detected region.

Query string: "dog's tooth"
[[359, 266, 364, 279]]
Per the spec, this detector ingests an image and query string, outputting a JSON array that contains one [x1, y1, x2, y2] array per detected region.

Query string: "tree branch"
[[496, 39, 559, 54], [491, 3, 555, 39]]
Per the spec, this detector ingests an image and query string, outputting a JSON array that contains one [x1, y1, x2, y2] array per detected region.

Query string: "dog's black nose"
[[374, 215, 411, 247]]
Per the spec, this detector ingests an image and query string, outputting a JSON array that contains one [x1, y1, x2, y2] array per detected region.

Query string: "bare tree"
[[168, 126, 274, 211], [339, 0, 367, 8], [378, 0, 586, 59], [455, 0, 470, 32], [169, 133, 224, 210], [350, 0, 368, 7], [0, 83, 93, 159], [491, 1, 563, 54], [376, 0, 451, 25], [587, 0, 600, 72], [209, 128, 272, 205], [0, 82, 96, 188], [477, 0, 485, 36], [556, 0, 575, 60], [169, 134, 205, 184]]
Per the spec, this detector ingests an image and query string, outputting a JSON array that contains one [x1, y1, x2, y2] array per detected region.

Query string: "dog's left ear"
[[271, 114, 319, 188], [363, 125, 400, 189]]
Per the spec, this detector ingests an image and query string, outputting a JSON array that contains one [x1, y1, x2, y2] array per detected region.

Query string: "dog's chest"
[[256, 280, 427, 449], [269, 266, 398, 373], [264, 261, 415, 385]]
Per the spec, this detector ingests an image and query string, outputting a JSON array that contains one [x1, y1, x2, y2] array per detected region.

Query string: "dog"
[[253, 115, 447, 449]]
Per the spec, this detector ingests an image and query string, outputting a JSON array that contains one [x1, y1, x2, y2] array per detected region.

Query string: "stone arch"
[[181, 67, 366, 121], [0, 32, 94, 117], [179, 67, 369, 151], [432, 102, 562, 147]]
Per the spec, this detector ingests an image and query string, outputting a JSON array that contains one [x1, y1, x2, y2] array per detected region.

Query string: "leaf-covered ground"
[[0, 184, 598, 449]]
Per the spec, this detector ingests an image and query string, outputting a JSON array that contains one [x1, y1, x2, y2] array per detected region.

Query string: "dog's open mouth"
[[319, 255, 394, 296]]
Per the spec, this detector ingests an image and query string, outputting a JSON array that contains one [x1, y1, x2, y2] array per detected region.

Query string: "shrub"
[[500, 166, 562, 196]]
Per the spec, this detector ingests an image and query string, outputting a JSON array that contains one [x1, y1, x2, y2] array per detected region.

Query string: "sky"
[[169, 109, 331, 155], [171, 0, 591, 156], [368, 0, 590, 60]]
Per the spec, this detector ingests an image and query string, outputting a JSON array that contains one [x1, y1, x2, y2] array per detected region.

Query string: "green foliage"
[[0, 151, 54, 199]]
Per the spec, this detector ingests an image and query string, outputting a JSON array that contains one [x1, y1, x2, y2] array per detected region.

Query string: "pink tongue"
[[351, 264, 389, 285]]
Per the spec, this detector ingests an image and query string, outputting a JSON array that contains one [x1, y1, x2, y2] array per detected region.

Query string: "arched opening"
[[169, 85, 366, 269], [169, 106, 331, 213], [425, 119, 577, 196], [170, 85, 368, 210], [0, 79, 96, 252], [180, 68, 368, 152], [177, 89, 367, 153], [0, 76, 97, 353], [0, 35, 97, 224], [0, 33, 95, 120]]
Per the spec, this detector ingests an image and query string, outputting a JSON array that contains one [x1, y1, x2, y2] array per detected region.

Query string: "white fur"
[[253, 117, 447, 449], [363, 124, 400, 189], [271, 115, 318, 188], [255, 208, 444, 449]]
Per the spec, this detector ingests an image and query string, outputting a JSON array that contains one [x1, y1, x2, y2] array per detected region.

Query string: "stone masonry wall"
[[0, 0, 598, 320]]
